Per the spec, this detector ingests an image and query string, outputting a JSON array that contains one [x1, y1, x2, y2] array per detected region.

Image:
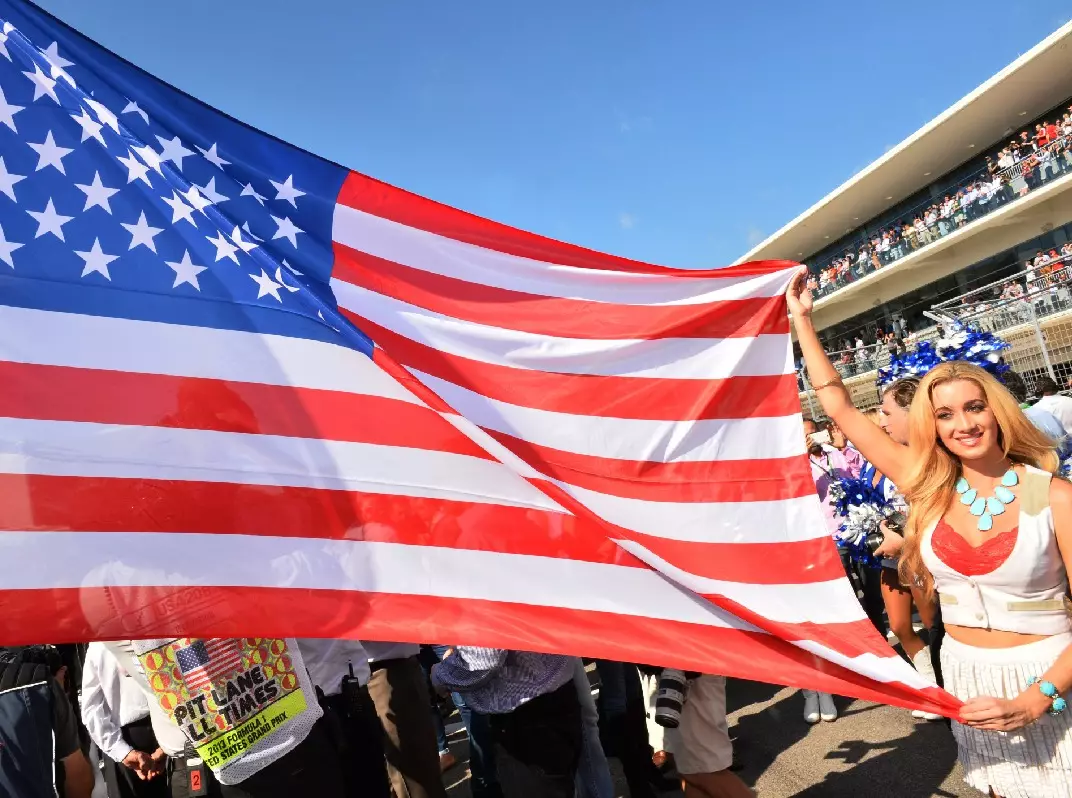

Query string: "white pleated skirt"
[[942, 632, 1072, 797]]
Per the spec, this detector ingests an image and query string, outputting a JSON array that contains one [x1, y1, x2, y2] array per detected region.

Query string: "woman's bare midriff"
[[945, 624, 1050, 648]]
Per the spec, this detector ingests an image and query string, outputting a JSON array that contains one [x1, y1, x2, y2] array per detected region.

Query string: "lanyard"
[[810, 452, 836, 479]]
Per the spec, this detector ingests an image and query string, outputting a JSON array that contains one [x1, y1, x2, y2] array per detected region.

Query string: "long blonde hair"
[[898, 362, 1060, 596]]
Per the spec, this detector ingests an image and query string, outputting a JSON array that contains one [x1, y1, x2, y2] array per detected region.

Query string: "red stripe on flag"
[[484, 428, 814, 503], [0, 361, 492, 460], [332, 244, 790, 339], [0, 586, 959, 716], [346, 312, 801, 422], [336, 172, 801, 278], [0, 474, 635, 568], [0, 475, 845, 584]]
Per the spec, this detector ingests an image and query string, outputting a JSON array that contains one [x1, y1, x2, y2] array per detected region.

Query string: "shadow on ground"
[[728, 678, 973, 797]]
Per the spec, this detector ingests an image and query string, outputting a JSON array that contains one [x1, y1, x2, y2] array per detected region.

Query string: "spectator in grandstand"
[[1032, 377, 1072, 436], [856, 345, 872, 372], [1001, 281, 1025, 300]]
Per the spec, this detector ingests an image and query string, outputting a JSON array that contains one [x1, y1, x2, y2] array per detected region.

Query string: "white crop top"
[[921, 464, 1071, 635]]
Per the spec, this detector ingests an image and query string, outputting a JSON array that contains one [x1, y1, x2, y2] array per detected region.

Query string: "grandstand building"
[[738, 22, 1072, 409]]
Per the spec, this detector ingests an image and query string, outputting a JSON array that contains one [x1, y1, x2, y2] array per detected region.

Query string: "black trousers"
[[490, 682, 581, 798], [320, 689, 392, 798], [105, 717, 169, 798], [839, 549, 887, 639], [217, 720, 344, 798]]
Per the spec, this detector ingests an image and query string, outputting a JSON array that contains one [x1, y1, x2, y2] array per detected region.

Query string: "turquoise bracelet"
[[1027, 677, 1069, 715]]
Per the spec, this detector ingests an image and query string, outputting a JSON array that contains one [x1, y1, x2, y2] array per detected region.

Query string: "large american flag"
[[0, 1, 956, 715]]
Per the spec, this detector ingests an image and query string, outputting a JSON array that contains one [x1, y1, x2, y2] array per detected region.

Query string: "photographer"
[[660, 674, 753, 798]]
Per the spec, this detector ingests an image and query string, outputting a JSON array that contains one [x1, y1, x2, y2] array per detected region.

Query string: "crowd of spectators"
[[797, 246, 1072, 390], [806, 108, 1072, 299]]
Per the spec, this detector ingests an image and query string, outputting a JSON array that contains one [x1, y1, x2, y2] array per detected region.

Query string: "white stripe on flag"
[[0, 305, 420, 402], [0, 531, 867, 627], [331, 203, 795, 305], [0, 417, 567, 513], [410, 369, 806, 462], [333, 280, 793, 379]]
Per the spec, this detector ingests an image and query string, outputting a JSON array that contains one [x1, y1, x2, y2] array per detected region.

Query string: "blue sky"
[[33, 0, 1068, 268]]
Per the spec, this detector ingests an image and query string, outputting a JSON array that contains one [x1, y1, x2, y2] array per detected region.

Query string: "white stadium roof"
[[738, 21, 1072, 265]]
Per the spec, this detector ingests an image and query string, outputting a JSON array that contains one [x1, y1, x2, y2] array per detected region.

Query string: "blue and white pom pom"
[[878, 324, 1010, 389], [829, 475, 885, 569]]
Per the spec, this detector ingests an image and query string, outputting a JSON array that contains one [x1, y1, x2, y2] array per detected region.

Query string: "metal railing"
[[807, 135, 1072, 300], [801, 255, 1072, 411]]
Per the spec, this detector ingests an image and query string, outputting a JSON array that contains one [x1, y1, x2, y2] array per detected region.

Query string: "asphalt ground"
[[442, 677, 984, 798]]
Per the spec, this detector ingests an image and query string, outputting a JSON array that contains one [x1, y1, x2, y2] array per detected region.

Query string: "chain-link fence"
[[799, 257, 1072, 413]]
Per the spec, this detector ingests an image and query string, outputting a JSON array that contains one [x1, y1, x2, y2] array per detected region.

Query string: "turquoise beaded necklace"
[[954, 468, 1018, 531]]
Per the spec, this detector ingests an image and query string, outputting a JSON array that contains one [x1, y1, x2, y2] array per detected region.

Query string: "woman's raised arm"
[[786, 269, 911, 485]]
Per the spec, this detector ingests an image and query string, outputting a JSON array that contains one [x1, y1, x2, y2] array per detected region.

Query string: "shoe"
[[818, 692, 837, 722], [802, 690, 820, 724], [910, 648, 943, 721], [439, 751, 457, 773]]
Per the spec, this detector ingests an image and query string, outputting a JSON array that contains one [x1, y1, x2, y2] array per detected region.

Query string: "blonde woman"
[[788, 270, 1072, 797]]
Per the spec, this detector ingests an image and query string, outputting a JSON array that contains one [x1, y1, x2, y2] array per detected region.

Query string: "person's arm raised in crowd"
[[786, 268, 910, 485]]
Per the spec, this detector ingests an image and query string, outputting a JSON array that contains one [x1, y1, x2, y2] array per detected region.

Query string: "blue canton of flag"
[[0, 1, 370, 355]]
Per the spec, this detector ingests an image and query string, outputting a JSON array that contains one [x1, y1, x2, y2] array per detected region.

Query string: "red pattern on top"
[[931, 519, 1018, 576]]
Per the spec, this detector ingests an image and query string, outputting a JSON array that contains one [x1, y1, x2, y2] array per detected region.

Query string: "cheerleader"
[[791, 272, 1072, 797]]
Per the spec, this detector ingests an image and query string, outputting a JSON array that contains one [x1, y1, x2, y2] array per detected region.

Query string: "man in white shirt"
[[81, 643, 168, 798], [1032, 376, 1072, 435], [363, 642, 447, 798], [296, 640, 391, 798]]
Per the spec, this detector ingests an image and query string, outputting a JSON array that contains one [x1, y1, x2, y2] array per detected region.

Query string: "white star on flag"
[[156, 135, 194, 170], [121, 99, 149, 124], [240, 182, 266, 205], [41, 42, 75, 85], [162, 191, 198, 226], [22, 62, 58, 103], [27, 198, 72, 241], [0, 157, 26, 202], [195, 176, 228, 204], [275, 267, 300, 292], [117, 150, 152, 186], [74, 172, 119, 213], [206, 230, 239, 263], [270, 174, 304, 207], [165, 249, 207, 290], [197, 142, 230, 170], [0, 85, 24, 132], [28, 130, 73, 174], [249, 268, 283, 301], [270, 214, 303, 248], [282, 258, 302, 276], [70, 108, 106, 145], [182, 185, 213, 213], [85, 98, 120, 133], [229, 225, 258, 253], [121, 211, 164, 252], [0, 221, 22, 267], [133, 143, 163, 174], [75, 237, 119, 279]]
